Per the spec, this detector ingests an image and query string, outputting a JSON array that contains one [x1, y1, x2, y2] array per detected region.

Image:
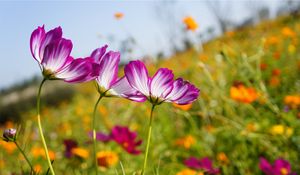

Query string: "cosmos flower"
[[97, 151, 119, 168], [184, 157, 220, 174], [124, 60, 200, 105], [259, 157, 297, 175], [91, 125, 142, 155], [71, 148, 89, 159], [176, 169, 203, 175], [30, 25, 100, 83], [90, 45, 146, 102], [2, 128, 16, 142], [114, 12, 124, 20], [230, 84, 258, 103]]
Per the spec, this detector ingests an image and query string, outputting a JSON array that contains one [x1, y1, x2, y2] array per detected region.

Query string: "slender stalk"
[[36, 78, 55, 175], [141, 104, 156, 175], [14, 141, 34, 173], [92, 95, 103, 175]]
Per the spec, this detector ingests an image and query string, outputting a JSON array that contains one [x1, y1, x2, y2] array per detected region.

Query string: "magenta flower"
[[90, 126, 142, 155], [90, 45, 146, 101], [124, 60, 199, 105], [184, 157, 220, 174], [30, 26, 99, 83], [259, 157, 297, 175]]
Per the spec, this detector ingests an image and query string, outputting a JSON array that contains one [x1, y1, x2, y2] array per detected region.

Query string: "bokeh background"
[[0, 0, 300, 174]]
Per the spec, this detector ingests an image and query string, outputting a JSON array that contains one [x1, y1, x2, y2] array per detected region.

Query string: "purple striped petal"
[[124, 60, 150, 96], [39, 26, 62, 62], [150, 68, 174, 98], [167, 78, 199, 105], [91, 45, 108, 63], [41, 39, 73, 72], [110, 76, 147, 102], [55, 57, 100, 83], [30, 26, 45, 63], [96, 51, 120, 89]]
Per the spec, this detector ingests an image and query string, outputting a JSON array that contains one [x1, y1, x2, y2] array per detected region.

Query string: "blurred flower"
[[90, 45, 146, 102], [230, 84, 258, 103], [124, 60, 200, 105], [288, 44, 296, 54], [273, 51, 281, 60], [281, 27, 296, 38], [0, 159, 4, 168], [97, 151, 119, 168], [260, 63, 268, 71], [31, 146, 56, 160], [265, 36, 279, 47], [269, 76, 280, 87], [91, 125, 142, 155], [184, 157, 220, 174], [225, 31, 235, 37], [173, 103, 193, 111], [270, 125, 293, 137], [284, 95, 300, 109], [259, 157, 297, 175], [30, 25, 100, 83], [2, 128, 16, 142], [183, 16, 198, 31], [0, 141, 16, 154], [176, 169, 203, 175], [63, 139, 78, 158], [34, 164, 42, 173], [175, 135, 195, 149], [272, 69, 281, 76], [114, 12, 124, 20], [71, 148, 89, 159], [217, 152, 229, 165]]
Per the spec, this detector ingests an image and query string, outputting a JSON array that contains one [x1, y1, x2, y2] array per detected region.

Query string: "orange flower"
[[175, 135, 196, 149], [230, 85, 259, 103], [269, 76, 280, 87], [31, 147, 55, 160], [173, 103, 193, 111], [265, 36, 279, 47], [176, 169, 203, 175], [34, 164, 42, 173], [97, 151, 119, 168], [114, 12, 124, 20], [217, 152, 229, 165], [183, 16, 198, 31], [260, 63, 268, 71], [272, 69, 281, 76], [0, 141, 16, 154], [281, 27, 296, 38], [71, 148, 89, 159], [273, 51, 281, 60], [284, 95, 300, 109]]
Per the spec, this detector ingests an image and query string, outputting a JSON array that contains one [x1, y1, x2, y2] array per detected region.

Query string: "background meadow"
[[0, 1, 300, 175]]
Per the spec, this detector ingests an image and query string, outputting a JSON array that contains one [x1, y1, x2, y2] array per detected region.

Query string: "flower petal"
[[110, 76, 147, 102], [124, 60, 150, 96], [96, 51, 120, 89], [167, 78, 199, 105], [41, 39, 73, 72], [30, 25, 45, 63], [39, 26, 62, 62], [55, 57, 100, 83], [91, 45, 108, 63], [150, 68, 174, 98], [259, 157, 273, 174]]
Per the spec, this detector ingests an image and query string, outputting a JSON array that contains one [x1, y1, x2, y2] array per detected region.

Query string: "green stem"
[[14, 141, 34, 173], [92, 95, 103, 175], [36, 78, 55, 175], [141, 104, 156, 175]]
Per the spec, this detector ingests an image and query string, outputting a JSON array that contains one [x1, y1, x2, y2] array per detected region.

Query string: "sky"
[[0, 0, 283, 89]]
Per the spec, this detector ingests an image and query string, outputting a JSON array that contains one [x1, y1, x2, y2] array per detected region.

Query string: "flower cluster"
[[230, 84, 258, 103], [259, 157, 297, 175]]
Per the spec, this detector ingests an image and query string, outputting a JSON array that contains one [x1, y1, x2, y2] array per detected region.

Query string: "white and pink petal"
[[91, 45, 108, 63], [30, 26, 45, 63], [150, 68, 174, 98], [39, 27, 62, 61]]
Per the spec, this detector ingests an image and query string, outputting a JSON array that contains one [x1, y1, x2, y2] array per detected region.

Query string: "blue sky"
[[0, 1, 282, 89]]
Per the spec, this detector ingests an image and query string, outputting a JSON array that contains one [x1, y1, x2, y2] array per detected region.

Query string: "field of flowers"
[[1, 14, 300, 175]]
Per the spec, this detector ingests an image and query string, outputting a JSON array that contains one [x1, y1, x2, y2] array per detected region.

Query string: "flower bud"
[[3, 128, 17, 142]]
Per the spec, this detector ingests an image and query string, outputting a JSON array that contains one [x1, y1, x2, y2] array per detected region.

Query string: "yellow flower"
[[288, 44, 296, 54], [173, 103, 193, 111], [72, 148, 89, 159], [114, 12, 124, 20], [183, 16, 198, 31], [97, 151, 119, 168], [176, 169, 203, 175], [175, 135, 196, 149], [270, 125, 293, 137]]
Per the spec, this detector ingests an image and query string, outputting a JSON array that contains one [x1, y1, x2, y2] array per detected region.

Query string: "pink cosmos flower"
[[184, 157, 220, 174], [259, 157, 297, 175], [124, 60, 199, 105], [30, 26, 99, 83], [90, 45, 146, 101], [89, 125, 142, 155]]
